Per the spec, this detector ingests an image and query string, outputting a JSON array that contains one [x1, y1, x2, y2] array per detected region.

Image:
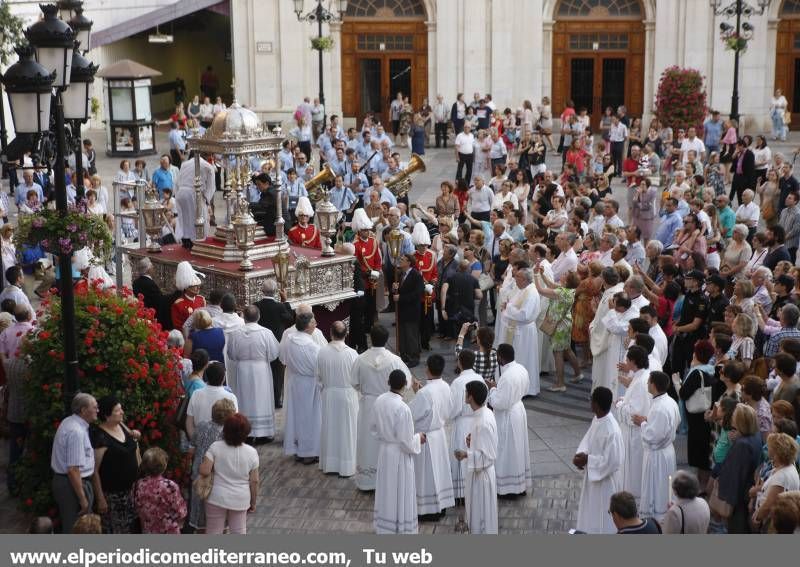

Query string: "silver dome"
[[206, 100, 262, 140]]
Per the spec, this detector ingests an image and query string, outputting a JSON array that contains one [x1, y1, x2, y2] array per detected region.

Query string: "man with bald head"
[[227, 305, 280, 443], [317, 321, 359, 476]]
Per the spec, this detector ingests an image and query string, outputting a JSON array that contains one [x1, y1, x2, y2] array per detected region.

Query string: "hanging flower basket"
[[723, 34, 748, 53], [14, 205, 113, 260], [311, 36, 335, 52]]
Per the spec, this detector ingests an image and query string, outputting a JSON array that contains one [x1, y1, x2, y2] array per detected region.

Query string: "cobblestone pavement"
[[0, 128, 790, 533]]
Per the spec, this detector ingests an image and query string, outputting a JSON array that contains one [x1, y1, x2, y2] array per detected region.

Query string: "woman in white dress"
[[473, 130, 492, 179], [90, 175, 109, 213], [537, 96, 555, 151], [769, 88, 788, 142]]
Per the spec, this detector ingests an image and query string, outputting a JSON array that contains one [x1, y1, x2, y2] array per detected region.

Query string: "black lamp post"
[[711, 0, 772, 124], [64, 44, 97, 201], [292, 0, 348, 129], [2, 3, 94, 414]]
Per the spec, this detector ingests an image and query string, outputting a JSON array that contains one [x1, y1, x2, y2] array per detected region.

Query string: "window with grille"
[[346, 0, 426, 18], [557, 0, 642, 18], [569, 32, 629, 50], [357, 34, 414, 51]]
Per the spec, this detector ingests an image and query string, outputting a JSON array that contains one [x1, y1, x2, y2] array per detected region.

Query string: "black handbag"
[[174, 394, 189, 433]]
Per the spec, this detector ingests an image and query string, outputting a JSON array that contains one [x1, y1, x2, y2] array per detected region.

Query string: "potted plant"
[[311, 36, 335, 52], [14, 204, 113, 261], [653, 66, 708, 134]]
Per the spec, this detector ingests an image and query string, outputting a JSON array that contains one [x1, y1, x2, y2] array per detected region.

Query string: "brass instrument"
[[304, 164, 336, 203], [384, 154, 426, 198]]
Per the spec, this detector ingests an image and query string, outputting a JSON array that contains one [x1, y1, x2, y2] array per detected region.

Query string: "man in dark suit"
[[132, 257, 171, 330], [392, 253, 424, 368], [254, 279, 294, 408], [730, 136, 756, 206]]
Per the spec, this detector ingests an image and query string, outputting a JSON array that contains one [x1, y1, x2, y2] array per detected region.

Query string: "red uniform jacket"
[[287, 223, 322, 249], [171, 293, 206, 330], [414, 248, 438, 310], [354, 235, 382, 290]]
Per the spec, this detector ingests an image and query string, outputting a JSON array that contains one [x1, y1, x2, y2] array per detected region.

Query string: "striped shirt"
[[50, 414, 95, 477]]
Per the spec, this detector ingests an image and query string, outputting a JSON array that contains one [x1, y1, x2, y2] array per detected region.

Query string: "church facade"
[[231, 0, 800, 131]]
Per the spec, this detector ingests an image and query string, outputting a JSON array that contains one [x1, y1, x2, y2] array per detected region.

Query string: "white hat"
[[411, 222, 431, 246], [351, 208, 373, 232], [88, 265, 115, 289], [72, 247, 93, 272], [175, 261, 203, 290], [295, 196, 314, 217]]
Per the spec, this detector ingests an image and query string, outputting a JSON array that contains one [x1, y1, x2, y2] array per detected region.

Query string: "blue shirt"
[[379, 187, 398, 207], [50, 414, 94, 476], [655, 211, 683, 247], [330, 186, 357, 211], [15, 182, 43, 207], [718, 206, 735, 238], [703, 118, 723, 148], [765, 327, 800, 358], [169, 129, 186, 150], [151, 168, 173, 197]]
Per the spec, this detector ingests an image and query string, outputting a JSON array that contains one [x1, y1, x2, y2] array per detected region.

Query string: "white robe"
[[225, 323, 279, 437], [499, 284, 541, 396], [352, 347, 412, 490], [280, 331, 322, 457], [174, 156, 216, 241], [281, 325, 328, 349], [601, 305, 640, 402], [449, 369, 480, 498], [589, 283, 624, 392], [409, 379, 455, 514], [465, 405, 499, 534], [649, 324, 669, 368], [372, 391, 421, 534], [488, 361, 532, 495], [317, 341, 360, 476], [576, 413, 625, 534], [640, 393, 680, 521], [615, 368, 651, 499], [493, 278, 518, 350]]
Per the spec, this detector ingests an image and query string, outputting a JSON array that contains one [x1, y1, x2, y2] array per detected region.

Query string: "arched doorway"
[[776, 0, 800, 128], [551, 0, 645, 128], [340, 0, 428, 124]]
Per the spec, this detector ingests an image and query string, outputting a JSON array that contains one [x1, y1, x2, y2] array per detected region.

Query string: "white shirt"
[[455, 132, 475, 154], [469, 184, 494, 213], [609, 122, 628, 143], [552, 249, 578, 282], [205, 441, 259, 510], [736, 202, 760, 228], [187, 385, 238, 426], [680, 137, 706, 164]]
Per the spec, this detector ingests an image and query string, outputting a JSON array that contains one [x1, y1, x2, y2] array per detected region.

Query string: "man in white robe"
[[601, 293, 641, 402], [615, 345, 651, 500], [487, 343, 532, 496], [449, 350, 481, 499], [317, 321, 360, 477], [455, 380, 498, 534], [409, 355, 455, 518], [640, 304, 668, 368], [174, 154, 216, 244], [574, 386, 625, 534], [372, 370, 424, 534], [226, 306, 279, 440], [589, 268, 624, 392], [352, 324, 412, 491], [633, 371, 680, 522], [280, 303, 328, 349], [498, 267, 541, 397], [280, 312, 322, 464]]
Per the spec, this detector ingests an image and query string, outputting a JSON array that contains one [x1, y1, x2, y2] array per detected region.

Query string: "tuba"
[[304, 164, 336, 203], [385, 154, 426, 198]]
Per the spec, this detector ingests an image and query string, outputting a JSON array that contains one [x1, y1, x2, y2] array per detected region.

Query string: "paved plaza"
[[0, 128, 796, 533]]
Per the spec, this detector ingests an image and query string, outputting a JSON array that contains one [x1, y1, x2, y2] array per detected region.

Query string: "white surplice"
[[280, 331, 322, 457], [575, 413, 625, 534], [351, 347, 412, 490], [649, 324, 669, 368], [615, 367, 651, 499], [465, 405, 499, 534], [225, 323, 279, 437], [589, 283, 624, 392], [317, 340, 360, 476], [600, 305, 641, 402], [448, 369, 480, 498], [409, 378, 455, 515], [488, 361, 532, 495], [640, 393, 680, 521], [174, 156, 216, 241], [493, 277, 518, 350], [372, 391, 422, 534], [281, 325, 328, 349], [499, 284, 541, 396]]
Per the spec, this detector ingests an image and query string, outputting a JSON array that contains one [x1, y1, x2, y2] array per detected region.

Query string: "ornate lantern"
[[315, 189, 339, 257], [140, 185, 165, 253], [0, 45, 55, 134], [272, 249, 291, 291], [232, 197, 258, 271], [25, 4, 75, 89], [387, 228, 404, 262]]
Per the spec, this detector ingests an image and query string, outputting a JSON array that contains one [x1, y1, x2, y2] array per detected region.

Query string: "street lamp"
[[64, 44, 97, 201], [710, 0, 772, 123], [314, 188, 339, 257], [6, 3, 96, 413], [69, 7, 94, 54], [292, 0, 348, 128], [57, 0, 82, 21]]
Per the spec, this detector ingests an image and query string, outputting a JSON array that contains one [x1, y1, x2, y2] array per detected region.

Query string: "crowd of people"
[[4, 84, 800, 536]]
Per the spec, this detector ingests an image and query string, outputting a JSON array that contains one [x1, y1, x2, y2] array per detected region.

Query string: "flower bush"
[[15, 282, 185, 518], [14, 204, 112, 260], [654, 66, 708, 133]]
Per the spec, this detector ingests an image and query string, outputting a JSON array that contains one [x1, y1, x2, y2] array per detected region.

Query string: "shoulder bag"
[[478, 272, 495, 292], [193, 471, 214, 501], [174, 394, 189, 433], [539, 302, 566, 337], [685, 369, 713, 414]]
